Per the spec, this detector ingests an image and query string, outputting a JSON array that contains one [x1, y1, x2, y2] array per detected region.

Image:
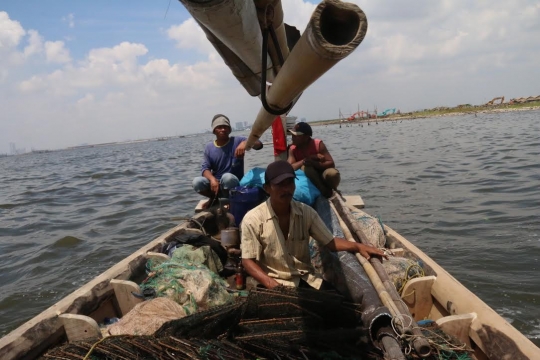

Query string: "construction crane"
[[347, 111, 369, 121], [377, 108, 396, 117], [486, 96, 504, 105]]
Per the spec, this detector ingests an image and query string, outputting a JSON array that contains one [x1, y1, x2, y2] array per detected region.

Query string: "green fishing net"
[[141, 244, 232, 315]]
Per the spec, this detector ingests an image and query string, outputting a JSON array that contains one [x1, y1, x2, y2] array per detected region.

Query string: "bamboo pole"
[[246, 0, 368, 148], [329, 202, 405, 360], [331, 196, 432, 358]]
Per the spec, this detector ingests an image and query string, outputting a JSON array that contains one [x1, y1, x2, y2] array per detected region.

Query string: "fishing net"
[[382, 256, 425, 295], [140, 245, 233, 316], [41, 287, 473, 360], [347, 208, 386, 248], [41, 287, 383, 360], [404, 321, 474, 360]]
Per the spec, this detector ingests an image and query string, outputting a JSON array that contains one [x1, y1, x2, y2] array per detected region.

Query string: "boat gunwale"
[[384, 225, 539, 359], [0, 217, 201, 360]]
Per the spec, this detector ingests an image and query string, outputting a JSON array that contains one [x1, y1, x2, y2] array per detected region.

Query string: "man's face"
[[265, 177, 296, 205], [291, 134, 309, 146], [214, 125, 231, 139]]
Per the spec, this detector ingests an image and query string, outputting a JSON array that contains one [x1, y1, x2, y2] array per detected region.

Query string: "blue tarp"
[[240, 167, 321, 206]]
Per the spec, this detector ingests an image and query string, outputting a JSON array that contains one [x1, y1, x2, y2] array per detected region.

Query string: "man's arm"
[[201, 150, 219, 194], [240, 211, 280, 288], [307, 141, 335, 170], [235, 140, 263, 157], [242, 258, 281, 289], [287, 146, 304, 170], [202, 170, 219, 195], [325, 237, 386, 260]]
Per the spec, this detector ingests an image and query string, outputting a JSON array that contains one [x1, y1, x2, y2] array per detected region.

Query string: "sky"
[[1, 0, 539, 151]]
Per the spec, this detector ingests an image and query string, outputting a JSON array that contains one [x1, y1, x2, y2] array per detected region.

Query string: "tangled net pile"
[[41, 287, 379, 360], [41, 286, 473, 360]]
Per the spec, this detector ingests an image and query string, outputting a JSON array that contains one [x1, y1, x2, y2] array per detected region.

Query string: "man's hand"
[[357, 243, 387, 261], [210, 178, 220, 195], [242, 258, 281, 289], [235, 141, 247, 158]]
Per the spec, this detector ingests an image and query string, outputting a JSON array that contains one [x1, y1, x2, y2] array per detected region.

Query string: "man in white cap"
[[192, 114, 263, 208]]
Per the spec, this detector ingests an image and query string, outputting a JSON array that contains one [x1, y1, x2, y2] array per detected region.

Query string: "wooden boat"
[[2, 2, 537, 358], [0, 194, 538, 360]]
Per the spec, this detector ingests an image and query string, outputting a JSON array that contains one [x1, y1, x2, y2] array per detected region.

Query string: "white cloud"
[[23, 29, 44, 58], [76, 93, 95, 105], [62, 13, 75, 28], [44, 40, 71, 63], [167, 18, 214, 55], [281, 0, 316, 29], [0, 11, 25, 49]]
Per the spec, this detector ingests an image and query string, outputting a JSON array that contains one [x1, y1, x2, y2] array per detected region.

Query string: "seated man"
[[241, 160, 384, 290], [193, 114, 262, 208], [287, 122, 340, 198]]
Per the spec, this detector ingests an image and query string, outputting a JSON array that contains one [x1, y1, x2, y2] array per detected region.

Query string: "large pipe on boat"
[[328, 202, 405, 360], [246, 0, 368, 148], [178, 0, 275, 95], [331, 195, 432, 358]]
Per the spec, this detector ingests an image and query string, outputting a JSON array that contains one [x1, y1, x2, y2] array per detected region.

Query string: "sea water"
[[1, 110, 539, 345]]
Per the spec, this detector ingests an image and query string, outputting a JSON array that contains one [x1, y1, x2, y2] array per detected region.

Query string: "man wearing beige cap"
[[192, 114, 263, 208]]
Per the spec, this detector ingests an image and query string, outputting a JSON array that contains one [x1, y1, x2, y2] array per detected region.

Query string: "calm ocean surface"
[[1, 110, 539, 345]]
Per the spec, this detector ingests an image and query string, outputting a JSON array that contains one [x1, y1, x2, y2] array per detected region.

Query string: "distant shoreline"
[[310, 104, 540, 126]]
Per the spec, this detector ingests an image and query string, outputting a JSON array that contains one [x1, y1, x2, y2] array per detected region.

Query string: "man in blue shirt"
[[193, 114, 263, 208]]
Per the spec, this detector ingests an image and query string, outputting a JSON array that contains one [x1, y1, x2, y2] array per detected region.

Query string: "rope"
[[397, 263, 425, 295], [259, 5, 293, 116]]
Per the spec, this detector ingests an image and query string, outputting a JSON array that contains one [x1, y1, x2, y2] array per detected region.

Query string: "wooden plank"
[[195, 199, 230, 212], [388, 248, 404, 257], [343, 195, 364, 209], [401, 275, 436, 321], [59, 314, 102, 342], [195, 199, 207, 212], [436, 313, 477, 347], [146, 251, 170, 261], [110, 279, 143, 317]]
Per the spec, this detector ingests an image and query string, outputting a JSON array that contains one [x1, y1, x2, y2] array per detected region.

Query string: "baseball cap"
[[265, 160, 297, 185], [211, 114, 231, 131], [288, 122, 312, 136]]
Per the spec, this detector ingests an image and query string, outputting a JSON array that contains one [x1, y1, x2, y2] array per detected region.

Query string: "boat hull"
[[0, 201, 538, 359]]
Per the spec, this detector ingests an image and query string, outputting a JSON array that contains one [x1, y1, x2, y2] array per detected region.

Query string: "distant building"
[[235, 122, 244, 131]]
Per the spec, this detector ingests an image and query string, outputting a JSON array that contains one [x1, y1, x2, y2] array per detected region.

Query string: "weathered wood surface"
[[0, 221, 191, 360], [386, 227, 538, 360], [59, 314, 102, 342]]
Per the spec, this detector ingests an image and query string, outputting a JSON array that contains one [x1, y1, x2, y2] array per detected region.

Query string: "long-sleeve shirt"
[[201, 136, 246, 180]]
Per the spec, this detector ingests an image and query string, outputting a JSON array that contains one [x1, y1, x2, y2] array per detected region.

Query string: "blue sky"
[[1, 0, 539, 151]]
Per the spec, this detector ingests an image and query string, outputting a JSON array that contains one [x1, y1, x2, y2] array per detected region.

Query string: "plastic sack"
[[239, 167, 265, 188], [240, 167, 320, 206], [293, 169, 321, 206]]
